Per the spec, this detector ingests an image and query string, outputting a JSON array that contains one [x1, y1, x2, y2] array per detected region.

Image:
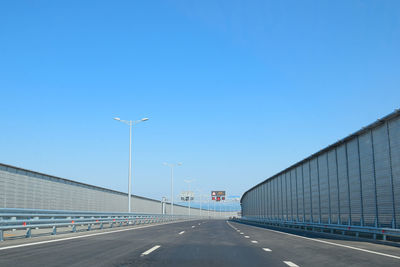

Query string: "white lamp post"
[[163, 162, 182, 216], [114, 117, 149, 213]]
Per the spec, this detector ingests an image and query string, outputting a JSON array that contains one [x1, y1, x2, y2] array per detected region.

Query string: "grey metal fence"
[[0, 163, 223, 217], [241, 109, 400, 232], [0, 208, 199, 241]]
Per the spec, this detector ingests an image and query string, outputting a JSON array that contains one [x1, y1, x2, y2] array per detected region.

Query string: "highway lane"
[[0, 219, 400, 266], [228, 221, 400, 266], [0, 220, 200, 267], [130, 220, 285, 266]]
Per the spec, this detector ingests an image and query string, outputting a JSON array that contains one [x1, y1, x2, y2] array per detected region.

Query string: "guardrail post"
[[72, 225, 76, 233], [52, 226, 57, 235], [383, 234, 387, 241], [26, 228, 31, 238], [87, 224, 91, 231], [100, 223, 103, 229], [0, 230, 3, 241], [355, 232, 359, 238], [11, 216, 17, 232], [34, 217, 39, 230]]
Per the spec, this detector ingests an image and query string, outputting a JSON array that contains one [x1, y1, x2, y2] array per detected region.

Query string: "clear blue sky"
[[1, 1, 399, 207]]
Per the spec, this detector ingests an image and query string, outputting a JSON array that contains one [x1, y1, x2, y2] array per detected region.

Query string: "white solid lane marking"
[[283, 261, 299, 267], [0, 220, 185, 251], [253, 224, 400, 260], [244, 236, 250, 238], [141, 245, 161, 256], [263, 248, 272, 252], [251, 240, 258, 243], [178, 231, 185, 235]]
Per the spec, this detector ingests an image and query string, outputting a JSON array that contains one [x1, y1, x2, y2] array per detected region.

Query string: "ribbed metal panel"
[[327, 150, 339, 223], [318, 153, 329, 223], [337, 144, 350, 224], [303, 163, 312, 222], [347, 138, 362, 225], [290, 169, 296, 221], [274, 178, 278, 219], [276, 175, 281, 220], [264, 184, 267, 218], [259, 186, 262, 218], [270, 178, 274, 219], [359, 131, 377, 226], [269, 182, 273, 219], [265, 183, 268, 218], [282, 173, 288, 220], [296, 166, 304, 221], [372, 124, 393, 227], [260, 185, 263, 218], [266, 183, 269, 218], [310, 158, 320, 222], [287, 171, 293, 221], [270, 181, 274, 219], [388, 116, 400, 228], [258, 186, 260, 217]]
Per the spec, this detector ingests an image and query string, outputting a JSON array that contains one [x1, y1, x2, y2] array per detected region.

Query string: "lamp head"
[[113, 117, 121, 121], [141, 118, 149, 121]]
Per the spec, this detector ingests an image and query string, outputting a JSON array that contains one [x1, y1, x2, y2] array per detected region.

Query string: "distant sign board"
[[211, 191, 226, 201], [180, 191, 194, 201], [211, 191, 225, 197]]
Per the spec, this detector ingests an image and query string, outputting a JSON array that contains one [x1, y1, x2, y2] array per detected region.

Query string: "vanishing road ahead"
[[1, 219, 400, 266]]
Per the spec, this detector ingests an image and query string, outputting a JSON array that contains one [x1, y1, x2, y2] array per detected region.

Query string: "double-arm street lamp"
[[114, 117, 149, 213], [163, 162, 182, 216]]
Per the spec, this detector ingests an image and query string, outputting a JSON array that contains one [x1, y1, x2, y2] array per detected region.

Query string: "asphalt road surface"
[[1, 219, 400, 267]]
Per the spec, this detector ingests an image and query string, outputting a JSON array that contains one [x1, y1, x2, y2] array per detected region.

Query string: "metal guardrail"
[[0, 208, 198, 241], [231, 217, 400, 242]]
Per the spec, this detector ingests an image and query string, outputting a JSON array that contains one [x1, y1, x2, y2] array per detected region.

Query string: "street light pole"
[[128, 121, 132, 213], [163, 162, 182, 216], [114, 117, 149, 213]]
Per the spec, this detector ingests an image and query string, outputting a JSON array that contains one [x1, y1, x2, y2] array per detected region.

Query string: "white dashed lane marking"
[[178, 231, 185, 235], [141, 245, 161, 256], [262, 248, 272, 252], [192, 226, 195, 228], [283, 261, 299, 267], [244, 236, 250, 238], [251, 240, 258, 244]]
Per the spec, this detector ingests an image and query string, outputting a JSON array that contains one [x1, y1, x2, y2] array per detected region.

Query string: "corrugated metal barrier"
[[241, 109, 400, 233]]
